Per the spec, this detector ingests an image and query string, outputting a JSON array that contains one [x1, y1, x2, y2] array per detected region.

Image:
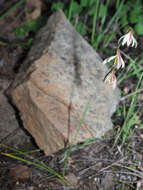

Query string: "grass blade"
[[0, 0, 25, 21], [114, 73, 143, 145], [63, 93, 95, 176], [1, 152, 71, 186], [95, 0, 125, 49], [91, 0, 99, 46]]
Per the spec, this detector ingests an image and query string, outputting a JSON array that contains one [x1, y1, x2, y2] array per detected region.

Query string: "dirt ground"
[[0, 1, 143, 190], [1, 135, 143, 190]]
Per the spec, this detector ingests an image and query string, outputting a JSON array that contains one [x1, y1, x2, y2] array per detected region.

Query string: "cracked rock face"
[[8, 10, 120, 155]]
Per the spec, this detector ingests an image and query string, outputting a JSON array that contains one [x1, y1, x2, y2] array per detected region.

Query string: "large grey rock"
[[8, 10, 120, 155]]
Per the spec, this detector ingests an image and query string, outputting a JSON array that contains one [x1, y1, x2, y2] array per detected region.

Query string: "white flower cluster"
[[103, 29, 137, 89]]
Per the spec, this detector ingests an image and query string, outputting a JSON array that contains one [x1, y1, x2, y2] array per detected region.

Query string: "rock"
[[65, 173, 78, 186], [9, 164, 32, 180], [7, 10, 120, 155], [0, 79, 31, 148]]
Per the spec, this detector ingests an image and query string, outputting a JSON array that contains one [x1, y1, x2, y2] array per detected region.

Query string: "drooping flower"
[[104, 69, 117, 89], [118, 29, 137, 48], [116, 49, 125, 69], [103, 49, 125, 70]]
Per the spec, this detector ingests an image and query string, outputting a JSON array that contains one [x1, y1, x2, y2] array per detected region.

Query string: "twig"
[[114, 163, 143, 178], [99, 158, 125, 172], [103, 170, 142, 180], [120, 88, 143, 101], [120, 49, 135, 63]]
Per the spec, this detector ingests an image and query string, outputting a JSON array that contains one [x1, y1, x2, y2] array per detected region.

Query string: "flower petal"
[[118, 34, 126, 44], [116, 49, 125, 69], [103, 55, 116, 64], [118, 30, 137, 48], [104, 72, 112, 83], [104, 70, 117, 89], [132, 37, 138, 48], [121, 56, 125, 68]]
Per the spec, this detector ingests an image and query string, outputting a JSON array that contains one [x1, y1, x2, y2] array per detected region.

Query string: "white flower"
[[116, 49, 125, 69], [104, 69, 117, 89], [103, 49, 125, 70], [118, 29, 137, 48]]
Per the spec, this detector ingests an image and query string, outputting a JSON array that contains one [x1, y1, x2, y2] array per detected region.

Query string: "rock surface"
[[0, 79, 31, 148], [8, 10, 120, 155]]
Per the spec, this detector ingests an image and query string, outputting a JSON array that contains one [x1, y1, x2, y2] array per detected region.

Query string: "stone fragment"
[[8, 10, 120, 155], [9, 164, 32, 180], [65, 173, 78, 186]]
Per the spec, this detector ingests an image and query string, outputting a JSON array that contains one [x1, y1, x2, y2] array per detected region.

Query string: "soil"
[[0, 1, 143, 190]]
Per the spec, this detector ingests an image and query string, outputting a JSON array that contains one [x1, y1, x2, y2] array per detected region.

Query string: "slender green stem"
[[91, 0, 99, 46], [114, 73, 143, 146], [116, 0, 120, 9], [0, 0, 25, 21], [0, 144, 71, 185], [95, 0, 124, 49], [99, 0, 110, 34], [68, 0, 73, 20], [63, 94, 95, 176], [0, 144, 40, 155], [1, 152, 71, 186]]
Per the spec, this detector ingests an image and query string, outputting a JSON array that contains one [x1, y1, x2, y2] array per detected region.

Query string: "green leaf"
[[71, 1, 82, 14], [88, 0, 96, 6], [76, 22, 87, 35], [138, 15, 143, 23], [14, 17, 46, 39], [135, 23, 143, 35], [81, 0, 88, 7], [51, 2, 64, 11], [104, 32, 115, 45], [121, 15, 128, 27], [88, 5, 97, 16], [129, 8, 142, 24], [15, 27, 26, 39]]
